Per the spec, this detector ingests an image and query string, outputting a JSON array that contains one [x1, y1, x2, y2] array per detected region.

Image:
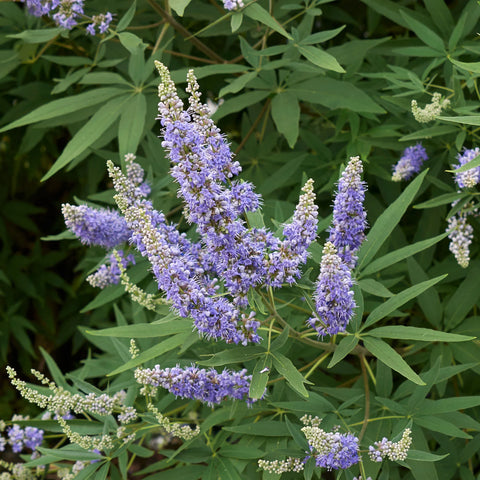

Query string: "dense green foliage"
[[2, 0, 480, 479]]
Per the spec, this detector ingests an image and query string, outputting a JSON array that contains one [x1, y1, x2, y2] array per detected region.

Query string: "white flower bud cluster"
[[129, 339, 139, 359], [0, 461, 35, 480], [368, 428, 412, 462], [411, 92, 450, 123], [8, 367, 137, 425], [353, 476, 373, 480], [116, 426, 135, 444], [257, 457, 304, 474], [147, 403, 199, 441], [57, 417, 113, 451]]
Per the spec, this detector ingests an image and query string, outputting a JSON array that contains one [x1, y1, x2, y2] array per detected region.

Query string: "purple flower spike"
[[392, 143, 428, 182], [308, 242, 356, 337], [328, 156, 367, 268], [135, 364, 257, 406], [266, 179, 318, 287], [62, 204, 131, 250], [453, 147, 480, 189]]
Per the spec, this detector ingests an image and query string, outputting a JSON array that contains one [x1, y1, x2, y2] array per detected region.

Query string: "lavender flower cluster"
[[453, 148, 480, 189], [223, 0, 245, 10], [307, 156, 367, 337], [0, 419, 43, 454], [258, 416, 412, 475], [20, 0, 112, 33], [392, 144, 428, 182], [135, 364, 255, 406]]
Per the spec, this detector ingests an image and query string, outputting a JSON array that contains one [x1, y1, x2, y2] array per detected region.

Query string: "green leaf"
[[39, 346, 69, 389], [272, 352, 310, 398], [291, 78, 385, 114], [357, 169, 428, 270], [170, 64, 247, 83], [37, 446, 103, 461], [118, 93, 147, 158], [367, 326, 474, 342], [439, 115, 480, 126], [80, 72, 131, 86], [449, 57, 480, 75], [243, 3, 292, 40], [363, 337, 425, 385], [41, 94, 132, 181], [0, 88, 125, 133], [297, 45, 345, 73], [223, 421, 289, 436], [231, 13, 243, 32], [418, 396, 480, 415], [80, 284, 124, 313], [362, 275, 446, 330], [219, 71, 258, 97], [117, 0, 137, 31], [259, 155, 305, 195], [400, 11, 444, 51], [108, 332, 190, 376], [358, 278, 394, 298], [169, 0, 192, 16], [407, 450, 449, 462], [414, 192, 468, 209], [328, 335, 359, 368], [118, 32, 146, 54], [399, 125, 458, 141], [249, 355, 272, 399], [415, 415, 472, 439], [300, 26, 346, 45], [213, 90, 270, 121], [198, 346, 263, 366], [219, 445, 265, 460], [445, 262, 480, 330], [271, 91, 300, 148], [8, 28, 63, 44], [360, 233, 448, 277], [87, 316, 192, 338]]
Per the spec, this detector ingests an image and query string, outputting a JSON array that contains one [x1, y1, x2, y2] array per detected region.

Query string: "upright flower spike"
[[62, 204, 131, 250], [392, 143, 428, 182], [266, 179, 318, 287], [453, 147, 480, 189], [308, 242, 356, 337], [328, 156, 367, 269]]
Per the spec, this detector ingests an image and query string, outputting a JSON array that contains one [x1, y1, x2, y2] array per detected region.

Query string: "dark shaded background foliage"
[[2, 0, 480, 478]]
